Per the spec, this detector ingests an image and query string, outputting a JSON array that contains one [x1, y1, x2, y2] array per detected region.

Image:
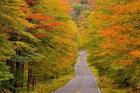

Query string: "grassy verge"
[[20, 72, 75, 93], [89, 66, 129, 93]]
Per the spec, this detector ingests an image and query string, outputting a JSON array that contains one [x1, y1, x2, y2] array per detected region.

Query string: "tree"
[[87, 0, 140, 91], [0, 0, 78, 92]]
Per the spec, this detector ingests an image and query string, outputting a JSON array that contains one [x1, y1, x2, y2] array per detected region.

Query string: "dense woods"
[[87, 0, 140, 92], [1, 0, 140, 93], [0, 0, 77, 93]]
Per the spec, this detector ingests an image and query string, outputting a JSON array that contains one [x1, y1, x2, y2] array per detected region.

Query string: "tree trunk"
[[27, 62, 37, 91], [6, 60, 24, 93]]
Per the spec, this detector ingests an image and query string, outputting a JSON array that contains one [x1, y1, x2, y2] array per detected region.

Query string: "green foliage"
[[0, 62, 13, 82]]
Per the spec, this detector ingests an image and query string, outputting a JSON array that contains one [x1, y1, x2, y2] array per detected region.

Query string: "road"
[[54, 51, 101, 93]]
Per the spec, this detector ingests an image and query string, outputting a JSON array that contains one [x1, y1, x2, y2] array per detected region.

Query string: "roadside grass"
[[20, 72, 75, 93], [89, 66, 128, 93], [35, 73, 74, 93]]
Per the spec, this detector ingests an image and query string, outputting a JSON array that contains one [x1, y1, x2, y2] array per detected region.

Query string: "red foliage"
[[24, 0, 38, 6], [33, 33, 48, 38], [4, 29, 12, 33], [0, 28, 12, 34]]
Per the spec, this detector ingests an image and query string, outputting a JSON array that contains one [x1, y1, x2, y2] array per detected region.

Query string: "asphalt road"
[[54, 51, 101, 93]]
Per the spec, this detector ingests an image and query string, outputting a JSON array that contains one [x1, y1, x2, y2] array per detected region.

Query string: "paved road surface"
[[54, 51, 101, 93]]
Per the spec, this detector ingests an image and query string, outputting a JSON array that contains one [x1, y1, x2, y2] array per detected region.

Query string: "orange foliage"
[[55, 37, 74, 46], [116, 35, 129, 44], [130, 50, 140, 56], [60, 0, 72, 14], [20, 6, 31, 14], [36, 22, 47, 30], [102, 41, 112, 49], [101, 25, 122, 37], [35, 22, 63, 31], [117, 59, 134, 66], [28, 13, 54, 21], [76, 0, 81, 3], [101, 30, 118, 37], [47, 22, 62, 27], [111, 1, 140, 15], [44, 22, 63, 30]]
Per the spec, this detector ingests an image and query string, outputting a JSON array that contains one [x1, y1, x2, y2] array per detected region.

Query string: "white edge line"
[[95, 76, 102, 93], [53, 76, 76, 93], [64, 76, 76, 87], [85, 52, 102, 93]]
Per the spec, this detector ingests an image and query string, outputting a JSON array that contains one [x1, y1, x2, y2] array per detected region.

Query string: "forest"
[[87, 0, 140, 93], [0, 0, 140, 93]]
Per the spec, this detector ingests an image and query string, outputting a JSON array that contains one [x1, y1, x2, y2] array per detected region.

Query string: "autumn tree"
[[0, 0, 78, 92], [87, 0, 140, 92], [0, 0, 41, 92]]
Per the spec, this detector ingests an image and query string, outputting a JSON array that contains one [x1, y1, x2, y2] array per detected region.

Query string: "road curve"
[[54, 51, 101, 93]]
